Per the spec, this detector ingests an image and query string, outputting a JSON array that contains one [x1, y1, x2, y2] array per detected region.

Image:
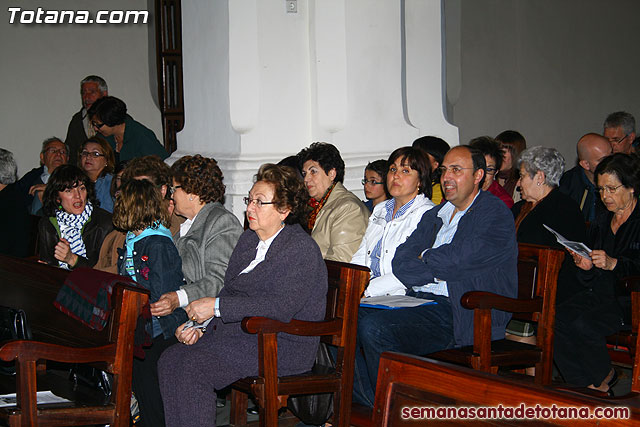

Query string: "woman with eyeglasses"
[[297, 142, 370, 262], [38, 164, 113, 268], [150, 155, 242, 325], [469, 136, 514, 208], [496, 130, 527, 203], [361, 159, 389, 212], [558, 153, 640, 394], [159, 164, 326, 427], [78, 136, 115, 212], [353, 147, 435, 297], [87, 96, 168, 162]]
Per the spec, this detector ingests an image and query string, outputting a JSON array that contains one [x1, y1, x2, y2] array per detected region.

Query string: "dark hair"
[[42, 165, 97, 216], [113, 179, 171, 231], [171, 155, 225, 203], [364, 159, 389, 198], [88, 96, 127, 126], [595, 153, 640, 195], [80, 135, 115, 176], [495, 130, 526, 171], [469, 136, 503, 171], [297, 142, 345, 183], [387, 147, 432, 199], [122, 155, 172, 199], [412, 136, 450, 183], [110, 161, 129, 198], [277, 155, 303, 180], [255, 163, 310, 228]]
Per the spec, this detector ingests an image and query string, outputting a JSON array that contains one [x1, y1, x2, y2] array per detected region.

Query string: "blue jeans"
[[352, 292, 455, 406]]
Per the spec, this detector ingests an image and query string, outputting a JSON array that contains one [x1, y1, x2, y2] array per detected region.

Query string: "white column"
[[174, 0, 458, 220]]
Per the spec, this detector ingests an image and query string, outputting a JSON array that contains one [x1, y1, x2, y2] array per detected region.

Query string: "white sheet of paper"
[[543, 224, 592, 259], [0, 391, 71, 407], [360, 295, 434, 308]]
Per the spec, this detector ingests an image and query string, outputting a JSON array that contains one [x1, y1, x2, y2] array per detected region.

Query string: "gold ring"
[[191, 316, 196, 321]]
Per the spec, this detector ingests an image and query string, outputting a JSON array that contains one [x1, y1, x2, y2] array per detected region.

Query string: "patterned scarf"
[[307, 182, 335, 231], [56, 201, 93, 269]]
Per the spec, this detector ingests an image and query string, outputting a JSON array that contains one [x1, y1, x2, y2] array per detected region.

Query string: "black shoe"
[[608, 368, 619, 389], [247, 405, 259, 415]]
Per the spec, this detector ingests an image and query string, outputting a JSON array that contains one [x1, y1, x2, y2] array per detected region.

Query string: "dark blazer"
[[512, 188, 587, 303], [16, 165, 44, 209], [158, 224, 327, 426], [117, 234, 187, 339], [393, 190, 518, 347], [0, 183, 31, 257], [38, 206, 113, 268], [64, 109, 88, 166], [559, 166, 607, 223]]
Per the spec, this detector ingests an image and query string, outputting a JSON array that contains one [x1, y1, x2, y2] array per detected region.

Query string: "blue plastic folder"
[[360, 295, 437, 310]]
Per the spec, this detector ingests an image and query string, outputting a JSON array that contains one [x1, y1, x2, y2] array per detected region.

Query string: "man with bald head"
[[559, 133, 612, 222]]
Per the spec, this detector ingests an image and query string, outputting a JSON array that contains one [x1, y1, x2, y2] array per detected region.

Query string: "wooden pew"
[[369, 352, 640, 426], [0, 255, 149, 427]]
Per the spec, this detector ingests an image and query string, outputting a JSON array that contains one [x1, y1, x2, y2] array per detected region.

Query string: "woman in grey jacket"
[[150, 155, 242, 321]]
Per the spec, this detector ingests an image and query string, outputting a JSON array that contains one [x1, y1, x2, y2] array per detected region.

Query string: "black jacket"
[[38, 207, 113, 268], [512, 188, 587, 303], [559, 166, 607, 223]]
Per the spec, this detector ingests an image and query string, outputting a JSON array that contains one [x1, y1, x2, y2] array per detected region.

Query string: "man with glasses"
[[65, 75, 109, 165], [559, 133, 613, 222], [469, 136, 514, 208], [352, 145, 518, 407], [603, 111, 636, 155], [16, 137, 69, 214]]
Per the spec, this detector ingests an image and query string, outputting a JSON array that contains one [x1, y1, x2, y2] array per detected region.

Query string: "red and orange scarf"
[[307, 182, 336, 231]]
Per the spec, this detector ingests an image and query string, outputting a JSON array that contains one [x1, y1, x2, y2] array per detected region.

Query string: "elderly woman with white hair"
[[0, 148, 31, 257], [508, 147, 587, 358]]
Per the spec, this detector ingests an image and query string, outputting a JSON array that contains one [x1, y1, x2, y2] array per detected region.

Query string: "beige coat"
[[311, 182, 369, 262]]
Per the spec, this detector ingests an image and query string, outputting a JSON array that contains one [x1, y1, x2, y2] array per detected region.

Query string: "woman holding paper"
[[559, 153, 640, 394], [352, 147, 435, 297], [511, 146, 587, 304]]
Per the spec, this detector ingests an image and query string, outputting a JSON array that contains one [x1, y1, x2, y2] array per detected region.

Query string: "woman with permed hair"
[[150, 155, 243, 328], [158, 163, 326, 426], [297, 142, 369, 262], [38, 164, 112, 268], [113, 178, 186, 427]]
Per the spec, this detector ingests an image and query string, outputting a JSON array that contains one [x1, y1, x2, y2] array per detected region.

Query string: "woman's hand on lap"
[[175, 322, 203, 345], [54, 238, 78, 266], [151, 291, 180, 316], [185, 297, 216, 323]]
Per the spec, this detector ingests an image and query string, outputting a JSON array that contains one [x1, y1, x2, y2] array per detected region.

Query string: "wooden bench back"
[[322, 260, 369, 349], [513, 243, 564, 324], [0, 255, 114, 348], [372, 352, 639, 426]]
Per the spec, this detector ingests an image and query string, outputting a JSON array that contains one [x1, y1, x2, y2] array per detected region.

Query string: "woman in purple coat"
[[158, 164, 327, 427]]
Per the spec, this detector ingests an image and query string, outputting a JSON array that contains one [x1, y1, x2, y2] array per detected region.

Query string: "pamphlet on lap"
[[543, 224, 591, 259], [360, 295, 435, 310]]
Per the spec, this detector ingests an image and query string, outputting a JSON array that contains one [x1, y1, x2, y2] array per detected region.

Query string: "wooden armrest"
[[461, 291, 542, 313], [0, 340, 115, 364], [242, 317, 342, 336]]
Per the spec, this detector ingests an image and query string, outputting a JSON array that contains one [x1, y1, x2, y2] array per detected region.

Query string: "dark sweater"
[[512, 188, 587, 303]]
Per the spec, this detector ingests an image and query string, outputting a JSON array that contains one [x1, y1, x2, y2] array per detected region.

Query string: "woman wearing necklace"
[[560, 153, 640, 394], [297, 142, 369, 262], [88, 96, 168, 163]]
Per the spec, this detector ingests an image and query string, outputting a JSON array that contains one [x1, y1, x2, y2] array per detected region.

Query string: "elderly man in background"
[[559, 133, 612, 222], [65, 75, 108, 165], [16, 137, 68, 214], [603, 111, 636, 155]]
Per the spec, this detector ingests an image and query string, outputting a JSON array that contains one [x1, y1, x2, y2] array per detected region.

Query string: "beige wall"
[[446, 0, 640, 166], [0, 0, 162, 178]]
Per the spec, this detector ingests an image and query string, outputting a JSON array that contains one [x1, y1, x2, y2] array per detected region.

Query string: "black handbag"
[[0, 306, 32, 375], [287, 342, 335, 425]]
